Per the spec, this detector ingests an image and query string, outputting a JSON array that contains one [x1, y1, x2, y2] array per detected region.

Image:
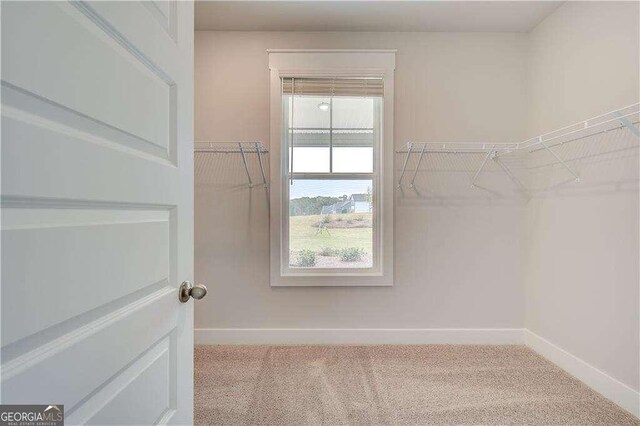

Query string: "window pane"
[[290, 147, 331, 173], [290, 133, 330, 173], [289, 179, 373, 269], [332, 97, 375, 173], [287, 95, 331, 173], [332, 97, 374, 129], [332, 147, 373, 173], [289, 95, 330, 129]]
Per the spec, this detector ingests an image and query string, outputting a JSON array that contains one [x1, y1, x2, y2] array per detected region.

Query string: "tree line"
[[289, 196, 344, 216]]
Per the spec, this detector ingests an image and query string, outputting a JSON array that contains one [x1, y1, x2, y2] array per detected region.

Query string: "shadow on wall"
[[396, 149, 529, 207], [194, 150, 270, 249], [523, 125, 639, 199]]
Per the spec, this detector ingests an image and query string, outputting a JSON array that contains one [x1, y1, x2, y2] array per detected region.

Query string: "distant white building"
[[350, 194, 371, 213], [320, 194, 371, 214]]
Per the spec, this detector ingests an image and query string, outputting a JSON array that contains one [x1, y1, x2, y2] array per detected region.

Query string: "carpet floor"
[[194, 345, 639, 425]]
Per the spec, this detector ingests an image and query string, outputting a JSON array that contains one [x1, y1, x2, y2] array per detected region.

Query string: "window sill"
[[270, 272, 394, 287]]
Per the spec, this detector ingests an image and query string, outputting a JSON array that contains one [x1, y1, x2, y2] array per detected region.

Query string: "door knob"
[[178, 281, 208, 303]]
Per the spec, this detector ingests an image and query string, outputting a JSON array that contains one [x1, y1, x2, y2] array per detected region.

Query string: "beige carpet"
[[195, 345, 639, 425]]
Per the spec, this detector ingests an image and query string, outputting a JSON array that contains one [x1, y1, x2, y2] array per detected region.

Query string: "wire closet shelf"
[[396, 103, 640, 197], [194, 141, 269, 190]]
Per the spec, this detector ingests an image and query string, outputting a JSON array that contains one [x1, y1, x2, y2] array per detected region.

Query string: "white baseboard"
[[195, 328, 525, 345], [525, 329, 640, 418]]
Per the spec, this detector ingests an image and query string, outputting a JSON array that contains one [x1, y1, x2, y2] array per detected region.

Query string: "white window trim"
[[269, 49, 395, 287]]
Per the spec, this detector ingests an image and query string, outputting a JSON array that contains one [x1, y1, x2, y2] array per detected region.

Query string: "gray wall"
[[194, 31, 528, 330], [524, 1, 640, 391]]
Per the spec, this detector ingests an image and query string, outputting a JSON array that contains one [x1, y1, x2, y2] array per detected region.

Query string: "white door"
[[1, 1, 195, 424]]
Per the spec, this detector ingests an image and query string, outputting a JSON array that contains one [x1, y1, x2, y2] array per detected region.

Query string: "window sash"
[[282, 89, 382, 275], [285, 94, 377, 175], [284, 97, 379, 173], [284, 177, 380, 275]]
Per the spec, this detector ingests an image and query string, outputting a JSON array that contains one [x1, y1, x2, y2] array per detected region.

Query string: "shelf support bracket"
[[398, 142, 413, 188], [493, 154, 528, 197], [470, 146, 495, 188], [238, 143, 253, 188], [255, 143, 268, 188], [539, 138, 580, 183], [410, 144, 426, 188], [255, 142, 270, 206]]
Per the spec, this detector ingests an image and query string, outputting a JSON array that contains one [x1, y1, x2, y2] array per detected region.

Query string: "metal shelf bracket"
[[397, 142, 413, 188], [538, 137, 581, 183]]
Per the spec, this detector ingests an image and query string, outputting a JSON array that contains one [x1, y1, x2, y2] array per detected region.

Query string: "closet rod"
[[194, 143, 269, 154], [398, 103, 639, 157], [395, 142, 517, 154], [194, 148, 269, 153], [194, 142, 269, 190], [396, 103, 639, 191], [515, 110, 640, 153], [526, 119, 640, 154], [524, 101, 640, 145]]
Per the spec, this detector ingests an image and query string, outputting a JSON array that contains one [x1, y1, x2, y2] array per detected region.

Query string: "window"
[[269, 50, 395, 286], [284, 78, 381, 271]]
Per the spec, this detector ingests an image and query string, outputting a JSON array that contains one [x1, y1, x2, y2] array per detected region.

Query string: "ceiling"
[[194, 1, 564, 32]]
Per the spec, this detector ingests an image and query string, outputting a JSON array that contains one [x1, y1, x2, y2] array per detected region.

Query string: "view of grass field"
[[289, 213, 373, 268]]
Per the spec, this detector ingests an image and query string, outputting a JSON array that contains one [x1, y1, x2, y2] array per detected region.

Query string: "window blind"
[[282, 77, 384, 97]]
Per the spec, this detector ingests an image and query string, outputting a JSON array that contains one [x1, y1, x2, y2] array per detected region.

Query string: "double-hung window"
[[269, 50, 395, 286]]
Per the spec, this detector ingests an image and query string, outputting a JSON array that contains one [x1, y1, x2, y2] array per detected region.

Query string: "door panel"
[[2, 1, 174, 157], [2, 289, 176, 409], [85, 338, 172, 425], [1, 1, 194, 424], [2, 210, 170, 346]]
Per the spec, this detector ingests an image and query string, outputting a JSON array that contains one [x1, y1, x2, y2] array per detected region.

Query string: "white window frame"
[[269, 49, 395, 287]]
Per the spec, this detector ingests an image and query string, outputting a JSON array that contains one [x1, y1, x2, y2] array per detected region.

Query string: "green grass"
[[289, 213, 372, 254]]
